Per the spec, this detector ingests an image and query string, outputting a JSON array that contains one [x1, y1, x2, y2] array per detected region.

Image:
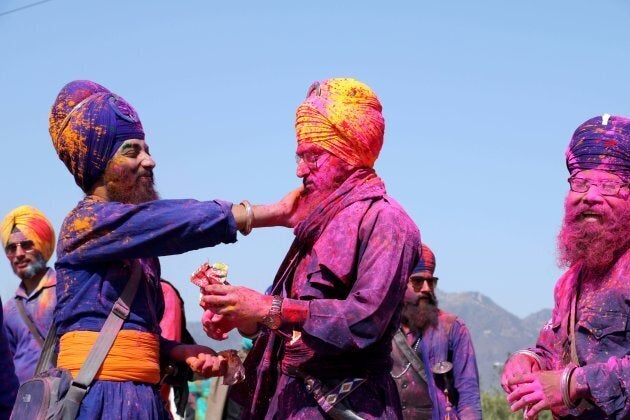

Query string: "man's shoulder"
[[360, 195, 418, 230]]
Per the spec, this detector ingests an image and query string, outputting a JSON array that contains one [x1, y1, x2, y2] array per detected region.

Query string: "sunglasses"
[[5, 240, 36, 257]]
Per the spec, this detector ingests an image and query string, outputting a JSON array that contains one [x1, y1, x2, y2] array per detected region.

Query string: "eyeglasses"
[[5, 240, 36, 257], [295, 151, 329, 170], [409, 276, 438, 289], [568, 177, 628, 196]]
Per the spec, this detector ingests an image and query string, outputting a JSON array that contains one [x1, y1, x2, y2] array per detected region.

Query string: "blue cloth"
[[55, 196, 237, 419], [566, 114, 630, 182], [49, 80, 145, 192], [0, 296, 19, 420], [392, 311, 482, 420], [2, 268, 56, 383]]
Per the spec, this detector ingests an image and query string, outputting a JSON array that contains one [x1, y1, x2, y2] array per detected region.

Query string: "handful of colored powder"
[[190, 262, 229, 287]]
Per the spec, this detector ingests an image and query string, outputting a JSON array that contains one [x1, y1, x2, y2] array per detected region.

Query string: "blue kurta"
[[55, 196, 237, 419], [0, 296, 19, 420], [3, 267, 56, 383], [392, 311, 482, 420]]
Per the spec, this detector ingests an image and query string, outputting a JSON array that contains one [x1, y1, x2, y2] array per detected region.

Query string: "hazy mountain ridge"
[[187, 290, 552, 392]]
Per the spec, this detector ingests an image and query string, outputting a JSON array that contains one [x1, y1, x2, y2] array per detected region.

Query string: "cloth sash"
[[58, 330, 160, 383]]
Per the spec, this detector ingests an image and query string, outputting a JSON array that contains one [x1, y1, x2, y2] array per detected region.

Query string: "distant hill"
[[437, 289, 551, 391], [187, 291, 552, 392]]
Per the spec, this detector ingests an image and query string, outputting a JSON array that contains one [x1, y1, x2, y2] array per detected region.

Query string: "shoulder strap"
[[62, 260, 143, 420], [34, 318, 57, 374], [15, 298, 45, 347], [393, 329, 428, 383]]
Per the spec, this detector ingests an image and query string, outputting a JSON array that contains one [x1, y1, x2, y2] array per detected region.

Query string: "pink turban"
[[295, 78, 385, 168], [1, 205, 56, 262]]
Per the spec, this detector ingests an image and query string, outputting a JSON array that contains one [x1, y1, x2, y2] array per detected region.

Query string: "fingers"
[[201, 284, 231, 295], [188, 354, 227, 378]]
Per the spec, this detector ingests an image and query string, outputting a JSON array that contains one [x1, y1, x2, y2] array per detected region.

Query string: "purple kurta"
[[392, 311, 482, 420], [55, 196, 237, 419], [2, 267, 56, 383], [530, 250, 629, 419], [0, 296, 19, 420], [240, 189, 420, 419]]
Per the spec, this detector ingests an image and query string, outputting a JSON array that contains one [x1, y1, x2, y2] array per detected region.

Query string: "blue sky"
[[1, 0, 629, 322]]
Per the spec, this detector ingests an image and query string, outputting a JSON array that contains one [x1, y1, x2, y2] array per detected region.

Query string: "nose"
[[581, 185, 604, 205], [420, 279, 433, 294], [296, 160, 310, 178], [13, 244, 26, 258], [140, 151, 156, 170]]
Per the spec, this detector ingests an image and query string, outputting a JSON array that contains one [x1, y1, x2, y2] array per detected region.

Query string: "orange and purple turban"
[[49, 80, 145, 192], [566, 114, 630, 182], [1, 205, 55, 262], [412, 243, 436, 276], [295, 78, 384, 168]]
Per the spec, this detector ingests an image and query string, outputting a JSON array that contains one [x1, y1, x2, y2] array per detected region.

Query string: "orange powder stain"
[[72, 216, 95, 233]]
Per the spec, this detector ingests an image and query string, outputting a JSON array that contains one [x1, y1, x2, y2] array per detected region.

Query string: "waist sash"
[[58, 330, 160, 383]]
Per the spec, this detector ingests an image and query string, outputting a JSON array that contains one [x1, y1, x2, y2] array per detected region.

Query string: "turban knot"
[[49, 80, 145, 192], [1, 205, 55, 262], [566, 114, 630, 182], [295, 78, 384, 168], [413, 243, 436, 276]]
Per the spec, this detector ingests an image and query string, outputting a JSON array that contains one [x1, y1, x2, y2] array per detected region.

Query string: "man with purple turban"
[[1, 205, 57, 383], [391, 244, 481, 419], [502, 114, 630, 419], [49, 80, 299, 419], [201, 78, 421, 419]]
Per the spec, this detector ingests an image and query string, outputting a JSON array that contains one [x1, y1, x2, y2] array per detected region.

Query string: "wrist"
[[261, 295, 283, 330], [570, 367, 589, 400], [510, 349, 542, 368]]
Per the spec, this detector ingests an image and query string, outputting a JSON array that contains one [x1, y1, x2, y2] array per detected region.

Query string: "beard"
[[103, 164, 160, 204], [17, 253, 47, 280], [557, 198, 630, 272], [294, 168, 351, 222], [401, 294, 439, 334]]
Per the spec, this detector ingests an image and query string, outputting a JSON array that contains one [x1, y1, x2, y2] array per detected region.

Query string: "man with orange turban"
[[202, 78, 421, 419], [1, 205, 57, 383]]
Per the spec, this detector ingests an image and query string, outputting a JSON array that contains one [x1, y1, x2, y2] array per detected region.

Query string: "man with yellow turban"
[[202, 78, 421, 419], [1, 205, 57, 383], [48, 80, 299, 419]]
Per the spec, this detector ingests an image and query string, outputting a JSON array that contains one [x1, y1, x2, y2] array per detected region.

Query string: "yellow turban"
[[295, 78, 385, 168], [1, 205, 56, 262]]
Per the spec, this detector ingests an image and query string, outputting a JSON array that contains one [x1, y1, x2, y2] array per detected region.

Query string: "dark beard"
[[401, 296, 439, 334], [557, 198, 630, 272], [104, 167, 159, 204]]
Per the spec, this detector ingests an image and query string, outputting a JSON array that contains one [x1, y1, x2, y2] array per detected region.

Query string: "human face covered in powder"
[[294, 142, 354, 216], [103, 139, 159, 204], [558, 169, 629, 272]]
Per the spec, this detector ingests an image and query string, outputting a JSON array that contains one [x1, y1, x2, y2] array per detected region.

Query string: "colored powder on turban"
[[566, 114, 630, 182], [295, 78, 384, 168], [413, 243, 436, 276], [49, 80, 145, 192], [1, 205, 55, 262]]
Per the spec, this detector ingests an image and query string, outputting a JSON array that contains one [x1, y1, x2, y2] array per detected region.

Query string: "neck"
[[21, 268, 47, 295], [88, 181, 109, 201]]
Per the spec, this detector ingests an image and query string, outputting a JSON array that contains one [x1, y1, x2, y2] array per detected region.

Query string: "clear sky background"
[[1, 0, 629, 323]]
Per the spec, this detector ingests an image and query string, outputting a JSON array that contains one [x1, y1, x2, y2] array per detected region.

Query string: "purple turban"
[[566, 114, 630, 182], [412, 243, 436, 276], [49, 80, 145, 192]]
